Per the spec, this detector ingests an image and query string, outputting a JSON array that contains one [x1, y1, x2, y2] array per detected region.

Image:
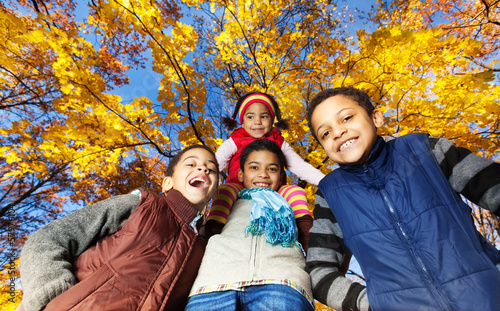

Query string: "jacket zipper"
[[250, 225, 259, 280], [365, 165, 452, 311]]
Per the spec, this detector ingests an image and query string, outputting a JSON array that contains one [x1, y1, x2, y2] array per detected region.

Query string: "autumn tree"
[[376, 0, 500, 65], [1, 0, 499, 310], [367, 0, 499, 150]]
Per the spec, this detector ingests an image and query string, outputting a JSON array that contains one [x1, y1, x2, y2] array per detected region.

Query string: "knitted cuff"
[[296, 215, 313, 252], [23, 276, 74, 311]]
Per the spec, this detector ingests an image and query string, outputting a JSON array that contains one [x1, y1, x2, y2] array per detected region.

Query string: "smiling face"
[[238, 150, 282, 191], [310, 95, 384, 166], [162, 148, 218, 211], [241, 102, 273, 139]]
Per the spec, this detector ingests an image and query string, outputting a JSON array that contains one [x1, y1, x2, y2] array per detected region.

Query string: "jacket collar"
[[164, 189, 200, 224], [339, 136, 388, 173]]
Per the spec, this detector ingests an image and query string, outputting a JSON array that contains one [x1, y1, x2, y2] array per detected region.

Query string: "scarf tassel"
[[240, 188, 304, 254]]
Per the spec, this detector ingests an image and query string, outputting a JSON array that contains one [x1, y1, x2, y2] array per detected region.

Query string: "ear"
[[162, 177, 173, 195], [237, 169, 244, 184], [372, 109, 384, 128]]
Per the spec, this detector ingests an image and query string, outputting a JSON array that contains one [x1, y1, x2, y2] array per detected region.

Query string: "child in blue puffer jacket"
[[305, 86, 500, 311]]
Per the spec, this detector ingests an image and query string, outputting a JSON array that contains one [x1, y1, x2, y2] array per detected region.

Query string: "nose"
[[333, 126, 346, 140], [197, 165, 208, 173], [257, 168, 269, 178], [254, 117, 262, 124]]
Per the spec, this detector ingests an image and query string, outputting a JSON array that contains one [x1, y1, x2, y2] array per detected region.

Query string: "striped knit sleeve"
[[429, 136, 500, 216], [306, 190, 369, 311]]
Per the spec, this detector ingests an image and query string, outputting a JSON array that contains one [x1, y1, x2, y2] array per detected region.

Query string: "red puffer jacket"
[[226, 127, 285, 184], [44, 189, 206, 311]]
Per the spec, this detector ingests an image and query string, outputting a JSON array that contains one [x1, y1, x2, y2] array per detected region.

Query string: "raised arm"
[[306, 190, 369, 311], [429, 136, 500, 215], [215, 138, 237, 173], [281, 141, 325, 185], [19, 191, 141, 311]]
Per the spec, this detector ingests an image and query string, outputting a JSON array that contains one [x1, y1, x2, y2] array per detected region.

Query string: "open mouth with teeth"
[[339, 138, 357, 152], [189, 177, 209, 189], [254, 182, 271, 188]]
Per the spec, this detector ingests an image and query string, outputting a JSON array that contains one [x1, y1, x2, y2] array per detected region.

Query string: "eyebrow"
[[183, 156, 217, 167], [247, 161, 280, 168], [316, 107, 352, 137], [315, 123, 327, 139], [183, 156, 198, 162], [245, 111, 270, 115]]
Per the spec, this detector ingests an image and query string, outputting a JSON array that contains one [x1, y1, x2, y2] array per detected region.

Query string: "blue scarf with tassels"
[[239, 188, 304, 254]]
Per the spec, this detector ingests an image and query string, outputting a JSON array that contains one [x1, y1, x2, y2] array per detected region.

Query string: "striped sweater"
[[305, 136, 500, 311]]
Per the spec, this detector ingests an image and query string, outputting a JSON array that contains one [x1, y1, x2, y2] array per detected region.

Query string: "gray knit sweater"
[[190, 198, 313, 305], [306, 136, 500, 311], [19, 192, 141, 311]]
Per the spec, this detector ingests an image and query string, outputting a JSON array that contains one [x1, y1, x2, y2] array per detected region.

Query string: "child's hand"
[[202, 220, 224, 239]]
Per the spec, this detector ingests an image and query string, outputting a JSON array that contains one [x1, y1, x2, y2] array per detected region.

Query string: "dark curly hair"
[[239, 139, 286, 172]]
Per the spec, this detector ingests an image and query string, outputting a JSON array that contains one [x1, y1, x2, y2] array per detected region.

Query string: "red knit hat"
[[238, 93, 276, 124]]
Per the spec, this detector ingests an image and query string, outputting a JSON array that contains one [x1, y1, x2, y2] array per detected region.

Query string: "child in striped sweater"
[[187, 139, 315, 311], [205, 92, 324, 247]]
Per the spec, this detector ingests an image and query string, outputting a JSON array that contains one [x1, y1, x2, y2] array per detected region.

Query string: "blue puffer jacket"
[[319, 133, 500, 311]]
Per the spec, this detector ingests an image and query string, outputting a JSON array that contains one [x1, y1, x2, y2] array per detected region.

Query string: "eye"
[[262, 115, 268, 119], [208, 168, 216, 174], [269, 167, 278, 172], [343, 115, 353, 123], [321, 130, 330, 140], [186, 163, 195, 167], [247, 115, 253, 120], [249, 165, 258, 170]]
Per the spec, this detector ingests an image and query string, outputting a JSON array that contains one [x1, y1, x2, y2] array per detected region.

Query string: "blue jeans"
[[185, 284, 314, 311]]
